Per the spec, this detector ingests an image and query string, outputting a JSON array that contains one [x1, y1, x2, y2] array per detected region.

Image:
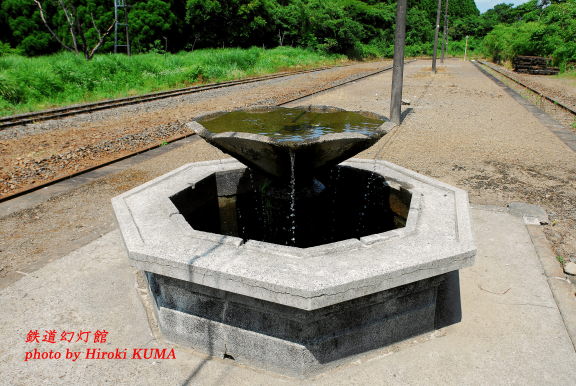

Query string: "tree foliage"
[[3, 0, 572, 67], [480, 0, 576, 68], [30, 0, 116, 59], [1, 0, 481, 58], [129, 0, 179, 52]]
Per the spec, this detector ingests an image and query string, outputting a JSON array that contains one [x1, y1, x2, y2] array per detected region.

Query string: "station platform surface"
[[1, 206, 575, 385], [1, 60, 575, 384]]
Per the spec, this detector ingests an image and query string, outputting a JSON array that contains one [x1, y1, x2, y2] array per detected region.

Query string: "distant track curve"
[[476, 60, 576, 117]]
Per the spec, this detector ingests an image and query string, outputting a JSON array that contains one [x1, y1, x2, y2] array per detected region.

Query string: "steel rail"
[[477, 60, 576, 117], [0, 63, 365, 129], [279, 60, 414, 105], [0, 60, 411, 203]]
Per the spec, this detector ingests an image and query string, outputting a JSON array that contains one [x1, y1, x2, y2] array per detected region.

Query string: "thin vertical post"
[[124, 0, 130, 56], [432, 0, 442, 73], [463, 35, 469, 61], [390, 0, 407, 125], [440, 0, 449, 63], [113, 0, 118, 53], [114, 0, 130, 55]]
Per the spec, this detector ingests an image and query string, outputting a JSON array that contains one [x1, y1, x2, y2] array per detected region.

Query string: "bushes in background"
[[0, 46, 344, 116]]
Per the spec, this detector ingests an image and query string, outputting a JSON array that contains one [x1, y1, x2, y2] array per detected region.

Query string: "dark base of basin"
[[145, 271, 461, 377]]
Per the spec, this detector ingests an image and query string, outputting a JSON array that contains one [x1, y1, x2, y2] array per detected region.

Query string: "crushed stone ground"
[[1, 59, 575, 289], [292, 59, 576, 272], [480, 62, 576, 130], [487, 62, 576, 111]]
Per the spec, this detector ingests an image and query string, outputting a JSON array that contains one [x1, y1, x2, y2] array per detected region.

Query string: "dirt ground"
[[1, 58, 575, 289]]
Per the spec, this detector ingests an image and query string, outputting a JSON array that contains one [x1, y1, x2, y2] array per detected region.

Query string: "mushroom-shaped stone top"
[[186, 105, 389, 179]]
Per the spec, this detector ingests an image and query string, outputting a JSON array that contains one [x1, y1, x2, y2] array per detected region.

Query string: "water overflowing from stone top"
[[184, 105, 393, 247], [197, 108, 384, 142], [187, 105, 389, 180]]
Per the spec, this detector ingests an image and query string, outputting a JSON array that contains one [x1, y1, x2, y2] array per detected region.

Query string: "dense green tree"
[[1, 0, 56, 55], [129, 0, 179, 52], [185, 0, 398, 56], [1, 0, 115, 56], [1, 0, 181, 56], [1, 0, 571, 70], [481, 0, 576, 67], [186, 0, 279, 48], [1, 0, 481, 56], [0, 5, 12, 48]]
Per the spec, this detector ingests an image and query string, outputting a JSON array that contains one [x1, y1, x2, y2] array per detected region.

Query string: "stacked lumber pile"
[[513, 56, 559, 75]]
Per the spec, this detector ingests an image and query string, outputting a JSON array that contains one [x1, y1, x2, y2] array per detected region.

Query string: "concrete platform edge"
[[473, 202, 576, 352], [526, 224, 576, 351]]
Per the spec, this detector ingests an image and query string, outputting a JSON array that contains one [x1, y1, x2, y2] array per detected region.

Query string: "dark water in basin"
[[197, 108, 385, 142]]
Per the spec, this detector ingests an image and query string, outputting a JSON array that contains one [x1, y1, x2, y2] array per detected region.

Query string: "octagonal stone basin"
[[186, 105, 390, 180], [169, 164, 411, 248], [112, 159, 476, 376]]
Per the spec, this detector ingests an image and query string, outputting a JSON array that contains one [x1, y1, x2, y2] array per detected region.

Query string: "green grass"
[[0, 47, 346, 116], [557, 70, 576, 79]]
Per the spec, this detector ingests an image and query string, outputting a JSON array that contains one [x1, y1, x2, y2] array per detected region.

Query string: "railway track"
[[476, 60, 576, 117], [1, 60, 410, 203], [0, 62, 362, 129]]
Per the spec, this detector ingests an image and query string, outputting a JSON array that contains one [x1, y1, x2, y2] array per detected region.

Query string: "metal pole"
[[124, 0, 130, 56], [440, 0, 449, 63], [463, 35, 468, 61], [432, 0, 442, 73], [390, 0, 407, 125], [113, 0, 118, 53]]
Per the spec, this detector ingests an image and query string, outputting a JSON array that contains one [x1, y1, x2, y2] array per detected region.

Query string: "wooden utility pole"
[[464, 36, 469, 60], [432, 0, 442, 73], [440, 0, 449, 63], [390, 0, 407, 125]]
